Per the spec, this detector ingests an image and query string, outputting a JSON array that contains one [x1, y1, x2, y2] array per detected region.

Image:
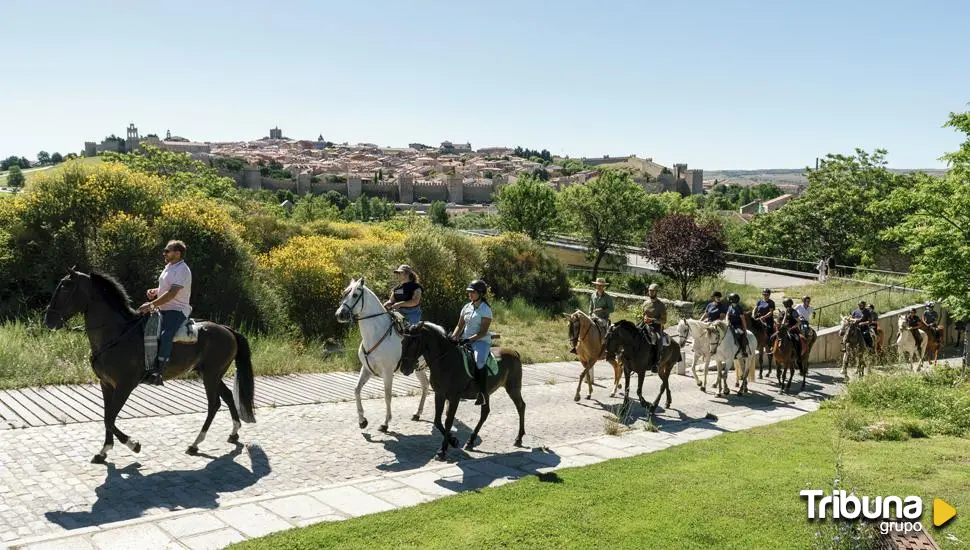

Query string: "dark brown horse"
[[44, 268, 256, 463], [603, 320, 680, 417], [399, 322, 526, 461], [771, 325, 817, 393], [744, 312, 774, 379]]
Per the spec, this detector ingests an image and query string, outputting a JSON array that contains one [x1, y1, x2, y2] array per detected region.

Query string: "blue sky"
[[1, 0, 967, 169]]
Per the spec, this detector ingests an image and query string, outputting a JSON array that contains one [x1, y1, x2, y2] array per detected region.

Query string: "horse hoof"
[[131, 441, 141, 454], [186, 446, 199, 456], [435, 452, 447, 462], [585, 395, 591, 400], [573, 395, 580, 402], [378, 425, 388, 433], [359, 419, 368, 430], [665, 400, 672, 408], [514, 438, 524, 447], [91, 453, 106, 464], [699, 387, 706, 393], [449, 436, 460, 448], [411, 414, 420, 421], [227, 434, 240, 444], [464, 440, 476, 451]]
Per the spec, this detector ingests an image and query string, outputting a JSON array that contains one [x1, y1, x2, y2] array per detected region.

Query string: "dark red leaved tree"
[[644, 214, 727, 300]]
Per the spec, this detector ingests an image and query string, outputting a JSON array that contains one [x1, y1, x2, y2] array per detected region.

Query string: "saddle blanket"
[[144, 313, 199, 371], [461, 348, 500, 379]]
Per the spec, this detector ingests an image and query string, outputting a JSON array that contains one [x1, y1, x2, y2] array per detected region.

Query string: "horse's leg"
[[355, 366, 372, 430], [379, 370, 394, 433], [413, 368, 430, 421], [609, 358, 622, 398], [636, 369, 647, 409], [465, 397, 490, 451], [700, 357, 710, 392], [586, 362, 595, 399], [620, 366, 632, 417], [439, 397, 461, 458], [758, 347, 764, 379], [188, 377, 222, 455], [575, 362, 592, 402], [431, 393, 449, 460], [506, 382, 527, 447], [218, 381, 242, 444], [722, 361, 731, 396], [94, 382, 138, 464]]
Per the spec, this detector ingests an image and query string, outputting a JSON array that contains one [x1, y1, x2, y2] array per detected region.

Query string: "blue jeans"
[[399, 306, 421, 325], [470, 340, 490, 369], [158, 310, 187, 361]]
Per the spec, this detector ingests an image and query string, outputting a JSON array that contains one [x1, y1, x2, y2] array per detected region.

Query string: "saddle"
[[458, 345, 500, 379], [637, 322, 669, 346], [143, 313, 199, 371], [389, 310, 407, 334]]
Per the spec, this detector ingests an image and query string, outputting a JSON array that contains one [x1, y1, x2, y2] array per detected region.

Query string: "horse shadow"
[[44, 444, 271, 531], [435, 449, 564, 493], [366, 417, 479, 473]]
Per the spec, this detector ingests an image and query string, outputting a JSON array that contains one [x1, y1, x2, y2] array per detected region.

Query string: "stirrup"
[[144, 370, 164, 386], [474, 393, 488, 406]]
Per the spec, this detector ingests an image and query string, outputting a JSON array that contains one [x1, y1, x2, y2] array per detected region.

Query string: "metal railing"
[[810, 283, 920, 332]]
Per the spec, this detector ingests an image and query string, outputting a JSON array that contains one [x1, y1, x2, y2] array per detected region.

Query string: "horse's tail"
[[231, 329, 256, 424]]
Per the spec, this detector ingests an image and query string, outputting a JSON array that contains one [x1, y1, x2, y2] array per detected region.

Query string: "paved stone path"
[[1, 362, 843, 549]]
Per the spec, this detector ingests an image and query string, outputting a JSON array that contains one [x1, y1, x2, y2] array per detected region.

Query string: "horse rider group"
[[904, 301, 943, 350], [698, 289, 815, 359]]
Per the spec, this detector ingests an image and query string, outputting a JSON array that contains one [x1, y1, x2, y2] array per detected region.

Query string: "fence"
[[722, 251, 912, 288]]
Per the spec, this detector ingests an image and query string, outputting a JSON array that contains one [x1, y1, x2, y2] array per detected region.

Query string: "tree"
[[883, 109, 970, 318], [101, 145, 236, 199], [429, 200, 449, 227], [6, 166, 25, 187], [644, 213, 727, 300], [17, 157, 30, 169], [1, 156, 20, 170], [557, 170, 665, 280], [495, 174, 557, 240], [36, 151, 50, 166], [50, 152, 63, 164]]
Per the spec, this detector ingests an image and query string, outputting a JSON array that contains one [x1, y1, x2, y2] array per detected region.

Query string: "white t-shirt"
[[158, 260, 192, 317], [795, 303, 813, 322], [461, 301, 493, 345]]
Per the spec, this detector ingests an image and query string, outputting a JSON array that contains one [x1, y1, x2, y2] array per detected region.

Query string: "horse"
[[44, 268, 255, 463], [335, 277, 430, 433], [914, 318, 942, 364], [772, 325, 817, 393], [839, 317, 869, 381], [744, 312, 774, 379], [895, 316, 927, 371], [565, 310, 622, 401], [399, 322, 526, 461], [603, 320, 680, 417], [677, 318, 755, 397]]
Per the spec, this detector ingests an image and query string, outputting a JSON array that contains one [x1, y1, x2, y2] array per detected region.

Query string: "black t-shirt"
[[393, 281, 423, 304]]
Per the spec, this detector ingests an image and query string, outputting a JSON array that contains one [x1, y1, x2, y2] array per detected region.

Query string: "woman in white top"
[[794, 295, 813, 337], [450, 279, 493, 406]]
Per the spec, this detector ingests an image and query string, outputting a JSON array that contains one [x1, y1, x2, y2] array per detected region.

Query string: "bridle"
[[340, 283, 397, 375]]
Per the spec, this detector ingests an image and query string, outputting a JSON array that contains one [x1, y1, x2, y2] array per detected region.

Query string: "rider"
[[923, 302, 942, 343], [794, 295, 813, 340], [702, 291, 728, 323], [589, 277, 614, 328], [752, 288, 776, 338], [451, 279, 493, 406], [850, 300, 874, 350], [384, 264, 423, 325], [639, 283, 668, 373], [780, 298, 809, 356], [137, 240, 192, 386], [726, 293, 750, 358], [905, 307, 923, 349]]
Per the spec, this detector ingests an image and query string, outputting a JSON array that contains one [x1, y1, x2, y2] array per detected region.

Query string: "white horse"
[[335, 277, 430, 433], [895, 316, 926, 372], [677, 318, 756, 397]]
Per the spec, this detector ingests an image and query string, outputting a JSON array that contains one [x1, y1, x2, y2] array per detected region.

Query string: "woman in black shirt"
[[384, 264, 423, 325]]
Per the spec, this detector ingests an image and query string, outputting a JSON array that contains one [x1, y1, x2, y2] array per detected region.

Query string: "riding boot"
[[652, 341, 661, 373], [146, 358, 165, 386], [474, 367, 489, 406]]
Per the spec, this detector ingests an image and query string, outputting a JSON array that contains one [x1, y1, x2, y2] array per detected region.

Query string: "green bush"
[[397, 228, 483, 326], [482, 232, 570, 310]]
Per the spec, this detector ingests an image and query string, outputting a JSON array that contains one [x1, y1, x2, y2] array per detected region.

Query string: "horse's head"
[[603, 323, 622, 361], [565, 310, 583, 343], [398, 321, 429, 376], [335, 277, 366, 324], [44, 266, 91, 329]]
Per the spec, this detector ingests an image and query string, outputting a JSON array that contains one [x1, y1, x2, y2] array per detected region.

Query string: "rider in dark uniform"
[[726, 293, 749, 357], [702, 291, 728, 323], [905, 307, 923, 349], [850, 300, 874, 349], [779, 298, 808, 356], [923, 302, 942, 343]]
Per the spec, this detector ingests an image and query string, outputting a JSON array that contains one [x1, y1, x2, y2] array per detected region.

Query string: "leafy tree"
[[6, 166, 25, 187], [1, 156, 23, 170], [36, 151, 50, 166], [531, 166, 550, 181], [102, 145, 236, 199], [50, 152, 63, 164], [561, 159, 586, 176], [292, 194, 341, 223], [65, 153, 78, 160], [429, 200, 449, 227], [17, 157, 30, 169], [883, 110, 970, 318], [495, 174, 557, 240], [644, 213, 727, 300], [557, 170, 665, 280], [512, 146, 552, 163]]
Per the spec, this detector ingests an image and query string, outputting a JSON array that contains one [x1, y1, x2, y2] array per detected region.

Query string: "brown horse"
[[603, 320, 680, 417], [771, 325, 817, 393], [915, 318, 942, 363], [743, 312, 773, 380], [44, 269, 256, 463], [566, 311, 622, 401], [399, 322, 526, 460]]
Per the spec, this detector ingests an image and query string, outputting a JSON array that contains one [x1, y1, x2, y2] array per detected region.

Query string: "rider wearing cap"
[[752, 288, 776, 339], [726, 293, 750, 357], [850, 300, 874, 349], [781, 297, 809, 355], [702, 291, 728, 323], [383, 264, 423, 325], [640, 283, 668, 373], [905, 307, 923, 349], [451, 279, 493, 406]]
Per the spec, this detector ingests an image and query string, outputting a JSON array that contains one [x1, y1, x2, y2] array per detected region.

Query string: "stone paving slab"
[[2, 363, 841, 549]]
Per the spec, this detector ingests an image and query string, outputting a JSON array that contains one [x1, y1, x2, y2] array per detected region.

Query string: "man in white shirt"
[[794, 295, 813, 339], [138, 240, 192, 386]]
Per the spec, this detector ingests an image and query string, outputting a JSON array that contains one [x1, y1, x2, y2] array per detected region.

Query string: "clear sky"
[[1, 0, 967, 169]]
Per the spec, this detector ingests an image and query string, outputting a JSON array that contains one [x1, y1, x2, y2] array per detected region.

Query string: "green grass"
[[785, 279, 925, 328], [0, 157, 102, 186], [231, 403, 970, 550]]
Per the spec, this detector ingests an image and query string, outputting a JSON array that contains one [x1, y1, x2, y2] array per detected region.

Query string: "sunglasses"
[[163, 249, 176, 253]]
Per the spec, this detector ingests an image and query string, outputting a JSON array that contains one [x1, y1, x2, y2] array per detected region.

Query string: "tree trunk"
[[590, 248, 607, 281], [680, 276, 689, 301]]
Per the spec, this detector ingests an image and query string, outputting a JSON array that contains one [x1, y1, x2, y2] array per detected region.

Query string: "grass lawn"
[[0, 157, 102, 186], [231, 404, 970, 550]]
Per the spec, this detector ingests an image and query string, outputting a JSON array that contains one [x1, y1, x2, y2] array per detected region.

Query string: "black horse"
[[604, 320, 680, 417], [399, 322, 526, 461], [44, 268, 256, 463]]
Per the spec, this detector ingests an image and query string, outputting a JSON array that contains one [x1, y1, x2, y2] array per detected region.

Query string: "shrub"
[[397, 228, 483, 326], [89, 213, 159, 297], [482, 233, 571, 310]]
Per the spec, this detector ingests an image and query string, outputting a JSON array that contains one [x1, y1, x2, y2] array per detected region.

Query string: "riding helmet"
[[802, 295, 810, 301], [728, 293, 740, 303], [925, 301, 935, 308], [762, 288, 771, 295], [466, 279, 488, 295], [648, 283, 660, 291], [783, 298, 794, 307]]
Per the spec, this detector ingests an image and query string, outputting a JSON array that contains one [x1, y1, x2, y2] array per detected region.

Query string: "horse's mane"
[[89, 271, 136, 316], [612, 319, 639, 332], [422, 322, 448, 339]]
